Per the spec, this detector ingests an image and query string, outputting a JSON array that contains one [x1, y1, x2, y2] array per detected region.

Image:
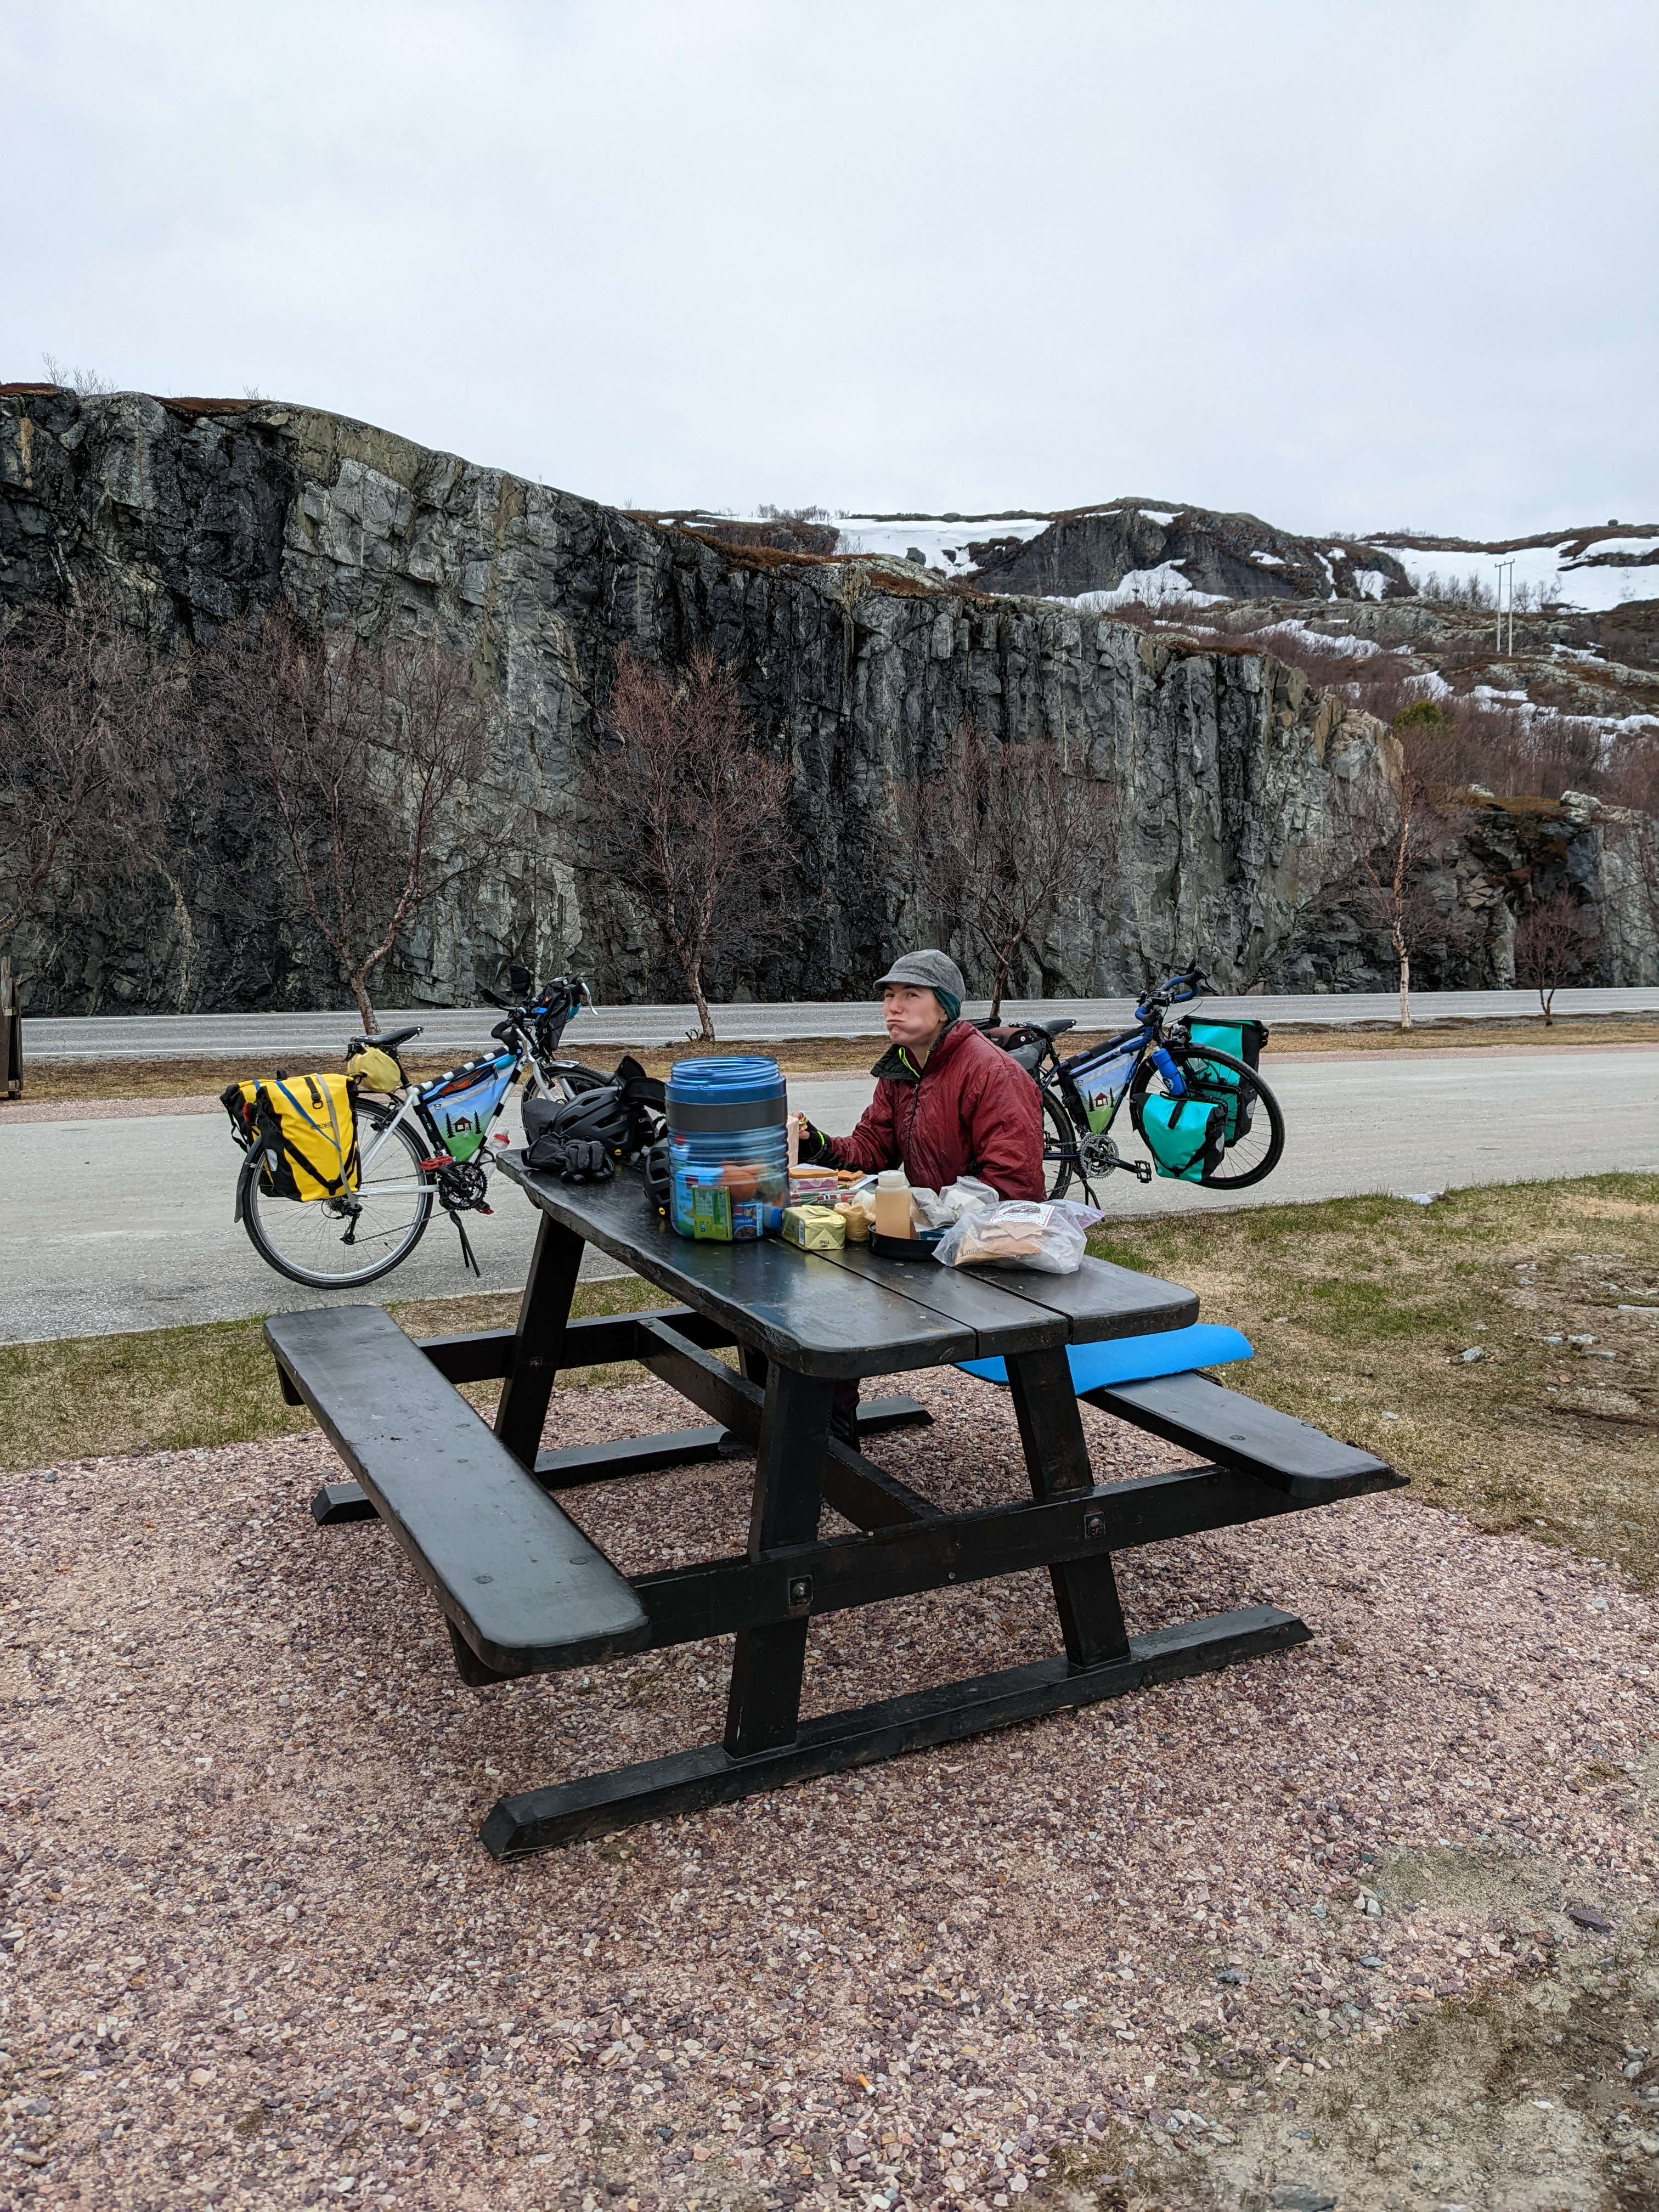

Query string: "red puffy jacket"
[[825, 1020, 1044, 1199]]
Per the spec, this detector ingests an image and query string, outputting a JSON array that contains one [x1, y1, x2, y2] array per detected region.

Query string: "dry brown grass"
[[7, 1018, 1657, 1107], [9, 1175, 1657, 1590], [1088, 1171, 1659, 1585], [1262, 1017, 1659, 1054], [0, 1277, 667, 1478], [0, 1039, 892, 1104]]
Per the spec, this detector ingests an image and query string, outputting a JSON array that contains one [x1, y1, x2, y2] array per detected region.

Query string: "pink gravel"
[[4, 1369, 1657, 2210]]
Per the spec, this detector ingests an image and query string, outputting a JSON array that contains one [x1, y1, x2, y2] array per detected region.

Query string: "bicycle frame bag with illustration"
[[1181, 1019, 1269, 1144], [1137, 1092, 1225, 1182], [222, 1073, 360, 1201], [422, 1056, 517, 1163], [1065, 1039, 1141, 1133]]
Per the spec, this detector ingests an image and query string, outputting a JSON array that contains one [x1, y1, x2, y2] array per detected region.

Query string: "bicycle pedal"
[[417, 1155, 451, 1172]]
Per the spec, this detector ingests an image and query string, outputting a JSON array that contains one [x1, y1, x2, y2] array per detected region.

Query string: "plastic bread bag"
[[910, 1176, 1000, 1231], [933, 1197, 1103, 1274], [837, 1182, 879, 1239]]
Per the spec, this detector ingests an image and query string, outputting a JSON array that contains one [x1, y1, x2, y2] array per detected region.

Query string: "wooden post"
[[1, 958, 20, 1100]]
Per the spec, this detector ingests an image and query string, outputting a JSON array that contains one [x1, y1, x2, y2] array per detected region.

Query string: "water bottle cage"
[[1148, 1044, 1187, 1097]]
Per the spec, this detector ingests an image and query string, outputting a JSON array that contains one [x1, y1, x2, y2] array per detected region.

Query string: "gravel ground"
[[0, 1095, 224, 1126], [4, 1370, 1657, 2211]]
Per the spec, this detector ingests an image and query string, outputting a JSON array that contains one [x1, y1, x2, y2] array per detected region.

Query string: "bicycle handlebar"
[[1134, 966, 1215, 1020], [480, 973, 589, 1026]]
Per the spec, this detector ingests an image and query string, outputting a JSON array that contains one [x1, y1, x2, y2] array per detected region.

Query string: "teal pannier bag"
[[1183, 1018, 1269, 1145], [1138, 1093, 1225, 1182]]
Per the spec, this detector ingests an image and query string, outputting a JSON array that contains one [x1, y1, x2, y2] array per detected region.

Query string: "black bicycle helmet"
[[545, 1084, 633, 1153], [642, 1136, 672, 1218]]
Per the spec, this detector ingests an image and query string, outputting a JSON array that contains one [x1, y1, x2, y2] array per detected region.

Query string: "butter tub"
[[780, 1204, 847, 1252]]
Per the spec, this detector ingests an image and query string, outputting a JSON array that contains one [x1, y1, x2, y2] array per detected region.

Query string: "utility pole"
[[1495, 558, 1516, 657], [1, 957, 20, 1100]]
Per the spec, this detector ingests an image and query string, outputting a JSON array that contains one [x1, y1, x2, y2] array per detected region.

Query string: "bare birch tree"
[[210, 615, 491, 1031], [1513, 889, 1598, 1023], [1330, 739, 1476, 1029], [0, 592, 149, 952], [585, 649, 798, 1041], [900, 723, 1115, 1019]]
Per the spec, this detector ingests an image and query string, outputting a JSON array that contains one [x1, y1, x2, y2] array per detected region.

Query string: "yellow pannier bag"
[[222, 1072, 360, 1202], [344, 1043, 404, 1094]]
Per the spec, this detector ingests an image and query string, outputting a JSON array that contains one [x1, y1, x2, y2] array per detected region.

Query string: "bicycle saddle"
[[373, 1024, 424, 1051], [1035, 1017, 1075, 1038]]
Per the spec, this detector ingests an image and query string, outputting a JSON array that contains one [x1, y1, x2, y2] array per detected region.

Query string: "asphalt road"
[[3, 1050, 1655, 1344], [24, 987, 1659, 1059]]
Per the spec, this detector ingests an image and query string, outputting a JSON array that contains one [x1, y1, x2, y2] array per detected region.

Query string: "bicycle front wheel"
[[1130, 1043, 1285, 1190], [240, 1102, 436, 1288], [523, 1061, 611, 1108]]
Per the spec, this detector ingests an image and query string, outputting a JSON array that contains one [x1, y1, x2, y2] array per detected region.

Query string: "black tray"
[[870, 1229, 944, 1261]]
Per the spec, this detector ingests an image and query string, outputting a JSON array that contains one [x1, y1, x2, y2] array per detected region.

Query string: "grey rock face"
[[3, 390, 1642, 1014], [969, 502, 1415, 606]]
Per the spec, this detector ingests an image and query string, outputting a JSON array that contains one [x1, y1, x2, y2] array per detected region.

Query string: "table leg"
[[1007, 1346, 1131, 1667], [724, 1365, 832, 1757], [494, 1214, 584, 1469]]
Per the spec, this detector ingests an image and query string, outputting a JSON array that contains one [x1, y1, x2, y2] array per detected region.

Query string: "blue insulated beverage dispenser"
[[664, 1057, 790, 1241]]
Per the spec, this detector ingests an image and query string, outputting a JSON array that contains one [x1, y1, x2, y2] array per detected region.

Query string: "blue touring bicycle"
[[984, 966, 1286, 1201], [236, 968, 608, 1289]]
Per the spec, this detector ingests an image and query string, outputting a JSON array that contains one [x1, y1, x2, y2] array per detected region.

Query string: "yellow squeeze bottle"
[[873, 1169, 913, 1240]]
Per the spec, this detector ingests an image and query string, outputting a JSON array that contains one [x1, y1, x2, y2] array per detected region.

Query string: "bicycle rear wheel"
[[240, 1102, 435, 1288], [1129, 1043, 1285, 1190], [1040, 1090, 1079, 1199]]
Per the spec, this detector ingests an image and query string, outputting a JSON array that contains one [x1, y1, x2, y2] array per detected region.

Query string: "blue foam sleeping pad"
[[957, 1322, 1253, 1393]]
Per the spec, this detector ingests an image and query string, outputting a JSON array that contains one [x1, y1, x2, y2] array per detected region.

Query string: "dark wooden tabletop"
[[498, 1155, 1198, 1378]]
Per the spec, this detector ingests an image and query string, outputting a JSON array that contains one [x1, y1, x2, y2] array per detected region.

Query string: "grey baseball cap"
[[874, 949, 966, 999]]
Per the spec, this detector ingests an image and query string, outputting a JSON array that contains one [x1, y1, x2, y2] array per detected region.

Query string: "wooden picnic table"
[[266, 1155, 1403, 1860]]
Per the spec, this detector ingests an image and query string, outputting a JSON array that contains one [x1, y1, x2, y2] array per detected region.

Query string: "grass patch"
[[10, 1175, 1658, 1586], [0, 1275, 667, 1476], [1262, 1015, 1659, 1054], [1086, 1171, 1659, 1583], [7, 1017, 1655, 1107], [2, 1037, 893, 1104]]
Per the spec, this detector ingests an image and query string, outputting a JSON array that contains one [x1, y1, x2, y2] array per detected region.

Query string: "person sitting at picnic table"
[[794, 949, 1044, 1448]]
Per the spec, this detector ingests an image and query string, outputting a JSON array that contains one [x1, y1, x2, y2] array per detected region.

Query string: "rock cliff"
[[968, 503, 1415, 606], [1, 388, 1641, 1014]]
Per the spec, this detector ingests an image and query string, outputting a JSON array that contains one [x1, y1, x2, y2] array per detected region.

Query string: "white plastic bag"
[[933, 1197, 1103, 1274], [909, 1176, 999, 1231]]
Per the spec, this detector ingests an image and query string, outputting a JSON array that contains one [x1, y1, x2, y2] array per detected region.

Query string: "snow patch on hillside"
[[1255, 619, 1384, 661], [1059, 563, 1228, 612], [833, 517, 1051, 576], [1369, 539, 1659, 613]]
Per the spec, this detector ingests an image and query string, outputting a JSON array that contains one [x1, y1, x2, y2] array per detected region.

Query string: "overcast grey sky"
[[5, 1, 1654, 537]]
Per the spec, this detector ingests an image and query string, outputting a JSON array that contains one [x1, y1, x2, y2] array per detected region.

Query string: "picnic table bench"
[[265, 1155, 1404, 1859]]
